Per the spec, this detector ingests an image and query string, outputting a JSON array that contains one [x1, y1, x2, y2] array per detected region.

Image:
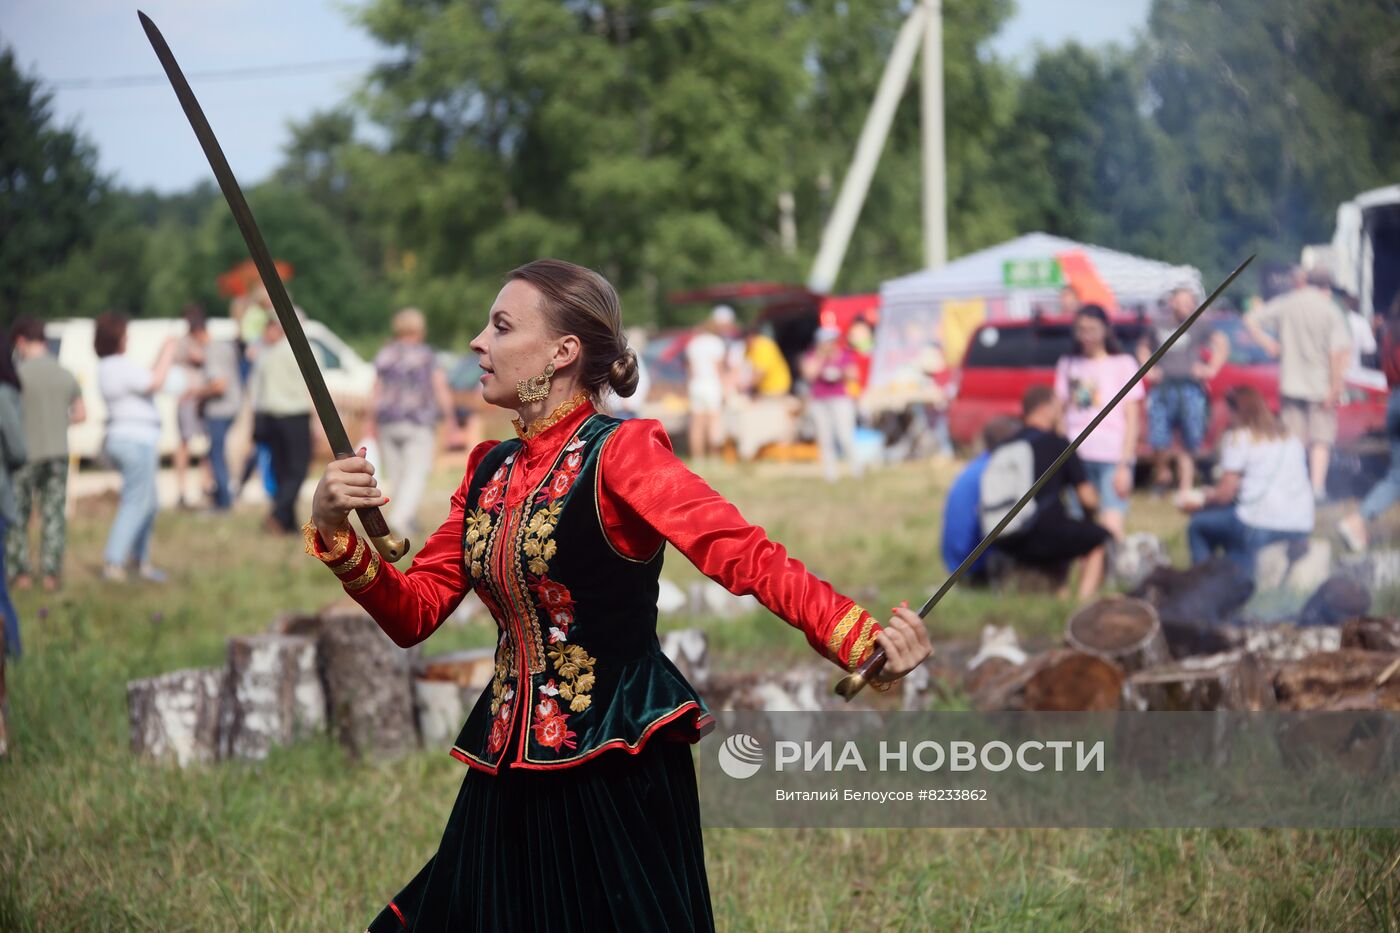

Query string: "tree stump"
[[972, 650, 1125, 711], [1274, 650, 1400, 711], [412, 648, 495, 748], [1341, 617, 1400, 653], [317, 606, 419, 758], [414, 679, 469, 748], [1066, 596, 1170, 675], [416, 648, 496, 690], [127, 668, 226, 767], [221, 635, 325, 761], [1126, 651, 1277, 711]]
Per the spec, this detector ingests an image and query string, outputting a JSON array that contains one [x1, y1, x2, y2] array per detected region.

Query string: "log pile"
[[128, 601, 437, 767], [912, 570, 1400, 716], [1273, 650, 1400, 711]]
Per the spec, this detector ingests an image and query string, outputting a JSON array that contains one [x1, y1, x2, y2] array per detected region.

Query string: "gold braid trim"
[[826, 603, 865, 665], [848, 617, 880, 673], [344, 552, 382, 593], [302, 520, 350, 563], [330, 538, 367, 577], [512, 391, 591, 441]]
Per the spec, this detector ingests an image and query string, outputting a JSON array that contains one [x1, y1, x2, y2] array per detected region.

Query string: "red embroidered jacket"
[[310, 398, 883, 747]]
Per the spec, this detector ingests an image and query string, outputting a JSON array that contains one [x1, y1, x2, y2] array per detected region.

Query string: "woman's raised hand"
[[311, 446, 389, 538], [871, 600, 934, 683]]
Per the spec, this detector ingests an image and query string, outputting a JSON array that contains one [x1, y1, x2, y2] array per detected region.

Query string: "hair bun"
[[608, 347, 640, 398]]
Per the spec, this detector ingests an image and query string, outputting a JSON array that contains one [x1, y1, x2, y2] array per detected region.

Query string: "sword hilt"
[[835, 647, 887, 701], [351, 486, 409, 562]]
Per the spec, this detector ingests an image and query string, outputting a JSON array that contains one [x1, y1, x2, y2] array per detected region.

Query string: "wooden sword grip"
[[356, 505, 410, 563]]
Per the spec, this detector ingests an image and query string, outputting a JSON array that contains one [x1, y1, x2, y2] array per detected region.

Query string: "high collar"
[[512, 391, 595, 452]]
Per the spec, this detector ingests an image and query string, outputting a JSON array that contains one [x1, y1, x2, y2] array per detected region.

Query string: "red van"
[[947, 313, 1388, 458]]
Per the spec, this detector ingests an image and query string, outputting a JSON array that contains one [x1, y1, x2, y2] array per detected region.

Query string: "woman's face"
[[1073, 314, 1107, 353], [470, 279, 566, 409]]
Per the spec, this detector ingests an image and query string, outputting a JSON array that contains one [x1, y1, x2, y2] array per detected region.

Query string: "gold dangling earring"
[[516, 361, 555, 403]]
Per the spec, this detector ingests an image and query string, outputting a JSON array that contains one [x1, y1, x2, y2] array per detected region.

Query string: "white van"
[[45, 316, 375, 461]]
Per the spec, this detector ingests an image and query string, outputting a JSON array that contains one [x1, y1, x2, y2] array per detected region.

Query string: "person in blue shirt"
[[941, 415, 1022, 584]]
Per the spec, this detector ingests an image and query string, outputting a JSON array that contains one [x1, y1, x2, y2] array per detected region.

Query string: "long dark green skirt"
[[367, 737, 714, 932]]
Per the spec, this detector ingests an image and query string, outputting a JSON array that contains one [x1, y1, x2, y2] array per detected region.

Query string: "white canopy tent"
[[879, 232, 1201, 318], [866, 233, 1201, 412]]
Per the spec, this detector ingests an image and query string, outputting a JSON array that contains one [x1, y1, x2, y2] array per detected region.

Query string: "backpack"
[[979, 438, 1038, 538]]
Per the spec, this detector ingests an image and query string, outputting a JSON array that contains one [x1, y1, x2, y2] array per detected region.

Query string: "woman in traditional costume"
[[306, 259, 932, 932]]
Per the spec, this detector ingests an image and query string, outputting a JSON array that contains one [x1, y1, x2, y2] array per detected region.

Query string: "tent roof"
[[880, 232, 1200, 309]]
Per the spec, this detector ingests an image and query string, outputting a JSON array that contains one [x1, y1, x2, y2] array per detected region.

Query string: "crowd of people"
[[681, 304, 897, 482], [3, 262, 1397, 655], [939, 267, 1395, 603], [0, 293, 468, 662]]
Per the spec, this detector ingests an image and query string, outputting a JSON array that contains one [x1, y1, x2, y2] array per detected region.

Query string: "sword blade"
[[138, 11, 349, 456], [139, 11, 407, 560], [918, 254, 1254, 618], [836, 254, 1254, 699]]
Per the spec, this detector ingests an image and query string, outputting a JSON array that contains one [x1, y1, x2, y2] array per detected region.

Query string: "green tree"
[[328, 0, 1020, 338], [185, 182, 388, 335], [1143, 0, 1400, 276], [0, 45, 106, 322], [998, 42, 1188, 263]]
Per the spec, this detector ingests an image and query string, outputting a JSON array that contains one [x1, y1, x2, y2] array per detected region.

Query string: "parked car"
[[46, 316, 374, 461], [947, 312, 1388, 458]]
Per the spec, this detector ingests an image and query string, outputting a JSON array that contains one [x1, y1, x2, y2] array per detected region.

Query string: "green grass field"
[[2, 457, 1397, 930]]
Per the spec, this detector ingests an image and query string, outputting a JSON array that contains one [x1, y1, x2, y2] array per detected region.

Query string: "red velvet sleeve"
[[307, 439, 500, 648], [596, 418, 881, 672]]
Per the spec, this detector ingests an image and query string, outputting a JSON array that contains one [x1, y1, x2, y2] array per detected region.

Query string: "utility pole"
[[807, 4, 928, 294], [921, 0, 947, 269]]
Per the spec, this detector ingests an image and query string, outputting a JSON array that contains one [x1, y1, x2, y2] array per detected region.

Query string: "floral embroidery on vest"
[[531, 682, 578, 751], [518, 435, 600, 744], [548, 642, 597, 713], [522, 501, 562, 575], [462, 423, 616, 761], [486, 654, 515, 755]]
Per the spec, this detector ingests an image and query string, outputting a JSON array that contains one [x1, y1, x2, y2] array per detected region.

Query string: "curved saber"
[[137, 11, 408, 562], [837, 255, 1256, 699]]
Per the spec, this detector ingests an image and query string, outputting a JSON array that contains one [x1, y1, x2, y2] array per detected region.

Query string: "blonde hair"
[[391, 307, 427, 339]]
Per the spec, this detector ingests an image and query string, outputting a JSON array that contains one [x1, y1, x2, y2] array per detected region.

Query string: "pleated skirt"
[[367, 737, 714, 932]]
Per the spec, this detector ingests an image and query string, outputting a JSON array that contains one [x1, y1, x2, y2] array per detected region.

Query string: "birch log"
[[221, 634, 325, 760], [127, 668, 226, 767]]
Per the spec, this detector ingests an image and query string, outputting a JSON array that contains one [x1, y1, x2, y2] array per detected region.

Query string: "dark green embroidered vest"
[[451, 413, 713, 772]]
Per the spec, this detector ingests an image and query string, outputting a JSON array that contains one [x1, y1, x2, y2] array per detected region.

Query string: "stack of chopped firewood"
[[910, 577, 1400, 714]]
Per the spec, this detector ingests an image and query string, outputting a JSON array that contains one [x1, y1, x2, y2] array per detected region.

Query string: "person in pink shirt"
[[1054, 305, 1143, 540]]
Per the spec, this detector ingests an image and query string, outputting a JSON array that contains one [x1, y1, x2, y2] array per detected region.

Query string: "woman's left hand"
[[871, 601, 934, 684], [1113, 463, 1133, 498]]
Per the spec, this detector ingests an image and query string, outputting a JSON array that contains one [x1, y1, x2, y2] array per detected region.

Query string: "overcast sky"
[[2, 0, 1152, 194]]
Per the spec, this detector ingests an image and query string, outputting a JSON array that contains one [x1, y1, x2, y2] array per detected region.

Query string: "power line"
[[50, 0, 737, 92], [52, 57, 383, 91]]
